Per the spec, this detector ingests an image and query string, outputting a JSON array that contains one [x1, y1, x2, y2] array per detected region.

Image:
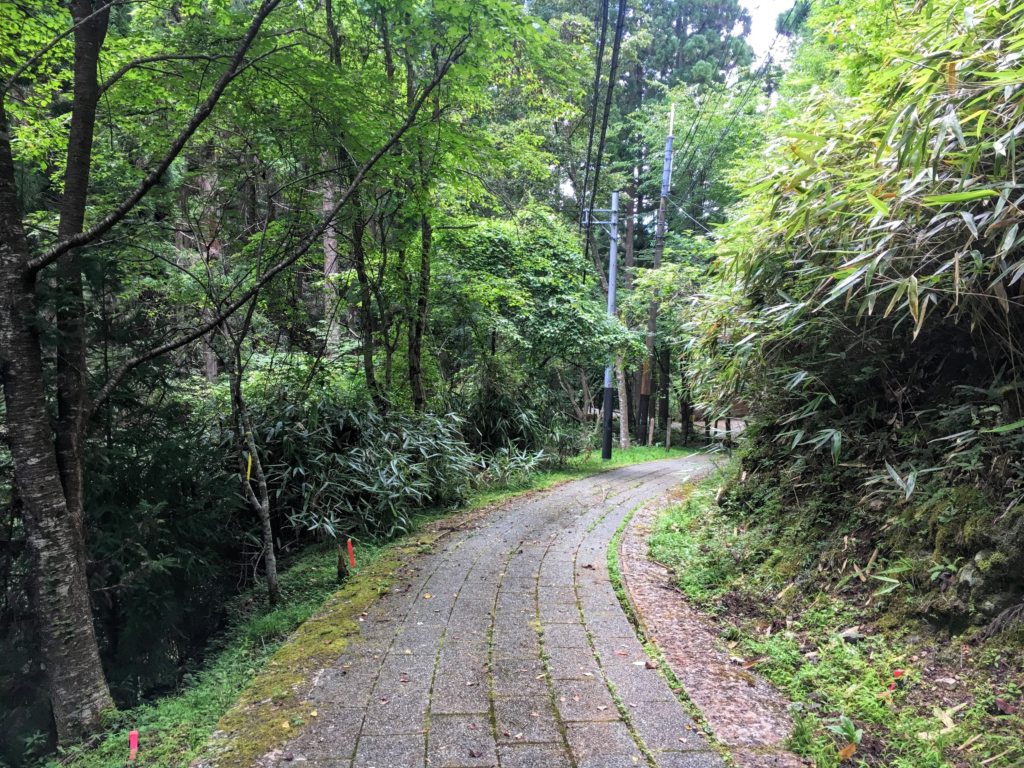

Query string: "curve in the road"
[[274, 456, 719, 768]]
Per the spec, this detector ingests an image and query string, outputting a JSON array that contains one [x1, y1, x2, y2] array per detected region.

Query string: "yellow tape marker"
[[246, 452, 252, 482]]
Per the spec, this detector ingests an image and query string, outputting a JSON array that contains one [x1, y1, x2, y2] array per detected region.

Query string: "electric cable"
[[578, 0, 610, 230]]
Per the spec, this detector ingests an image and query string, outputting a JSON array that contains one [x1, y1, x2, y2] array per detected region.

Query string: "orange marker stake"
[[128, 730, 139, 761], [347, 538, 355, 569]]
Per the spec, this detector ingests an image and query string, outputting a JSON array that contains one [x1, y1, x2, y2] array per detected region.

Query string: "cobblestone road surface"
[[279, 456, 721, 768]]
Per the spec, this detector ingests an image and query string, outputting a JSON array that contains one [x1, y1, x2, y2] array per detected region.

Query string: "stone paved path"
[[279, 456, 721, 768]]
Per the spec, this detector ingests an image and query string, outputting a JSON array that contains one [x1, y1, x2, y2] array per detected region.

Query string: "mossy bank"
[[649, 464, 1024, 768]]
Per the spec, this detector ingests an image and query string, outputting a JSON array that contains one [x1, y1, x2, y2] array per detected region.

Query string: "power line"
[[674, 4, 798, 217], [582, 0, 628, 271], [678, 53, 776, 204], [578, 0, 610, 230], [660, 33, 754, 204], [586, 0, 627, 222]]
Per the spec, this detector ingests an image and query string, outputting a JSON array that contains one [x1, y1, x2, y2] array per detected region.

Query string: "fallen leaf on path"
[[839, 626, 865, 642]]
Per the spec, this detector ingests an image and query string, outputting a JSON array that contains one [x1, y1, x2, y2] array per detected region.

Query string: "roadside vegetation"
[[49, 445, 687, 768], [650, 470, 1024, 768], [636, 1, 1024, 765]]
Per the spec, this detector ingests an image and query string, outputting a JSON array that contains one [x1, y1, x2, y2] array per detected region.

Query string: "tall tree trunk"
[[196, 169, 223, 380], [623, 190, 636, 437], [322, 153, 342, 353], [615, 356, 630, 449], [680, 361, 691, 446], [658, 346, 670, 440], [405, 41, 440, 413], [55, 0, 111, 543], [408, 213, 430, 411], [351, 213, 382, 404], [0, 101, 113, 743]]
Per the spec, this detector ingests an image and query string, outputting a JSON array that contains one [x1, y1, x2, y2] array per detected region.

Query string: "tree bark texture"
[[55, 0, 111, 545], [228, 343, 280, 606], [0, 101, 113, 743], [615, 356, 630, 449]]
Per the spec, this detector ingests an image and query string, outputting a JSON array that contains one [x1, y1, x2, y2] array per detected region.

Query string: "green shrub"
[[245, 390, 476, 540]]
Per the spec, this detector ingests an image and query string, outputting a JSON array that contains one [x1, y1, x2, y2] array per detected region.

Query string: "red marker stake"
[[128, 730, 139, 762], [347, 539, 355, 569]]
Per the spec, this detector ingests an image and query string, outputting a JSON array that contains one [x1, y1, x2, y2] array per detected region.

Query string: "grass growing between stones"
[[52, 445, 690, 768], [605, 498, 734, 766], [648, 470, 1024, 768]]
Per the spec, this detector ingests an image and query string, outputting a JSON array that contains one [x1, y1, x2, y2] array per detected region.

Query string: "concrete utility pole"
[[639, 104, 675, 445], [588, 192, 619, 461]]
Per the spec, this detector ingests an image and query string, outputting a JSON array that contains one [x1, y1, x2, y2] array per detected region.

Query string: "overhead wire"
[[578, 0, 610, 230], [675, 4, 799, 220], [586, 0, 628, 223], [581, 0, 628, 271], [661, 34, 748, 205]]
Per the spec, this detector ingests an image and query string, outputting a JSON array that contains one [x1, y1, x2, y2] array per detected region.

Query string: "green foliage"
[[684, 0, 1024, 633], [432, 207, 621, 372], [44, 544, 361, 768], [84, 393, 239, 702], [651, 470, 1024, 768], [245, 383, 476, 540]]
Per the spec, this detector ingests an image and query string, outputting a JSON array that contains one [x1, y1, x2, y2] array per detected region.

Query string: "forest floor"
[[195, 455, 728, 768]]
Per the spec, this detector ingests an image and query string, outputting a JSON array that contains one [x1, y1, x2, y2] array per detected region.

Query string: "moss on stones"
[[195, 535, 438, 768]]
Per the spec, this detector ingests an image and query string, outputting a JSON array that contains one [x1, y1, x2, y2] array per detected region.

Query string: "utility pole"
[[587, 192, 619, 461], [639, 104, 674, 445]]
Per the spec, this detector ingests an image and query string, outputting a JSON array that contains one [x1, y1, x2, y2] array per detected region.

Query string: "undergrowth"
[[649, 468, 1024, 768]]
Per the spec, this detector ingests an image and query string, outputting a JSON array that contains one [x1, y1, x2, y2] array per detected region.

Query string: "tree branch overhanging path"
[[88, 31, 471, 418], [0, 0, 470, 743]]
